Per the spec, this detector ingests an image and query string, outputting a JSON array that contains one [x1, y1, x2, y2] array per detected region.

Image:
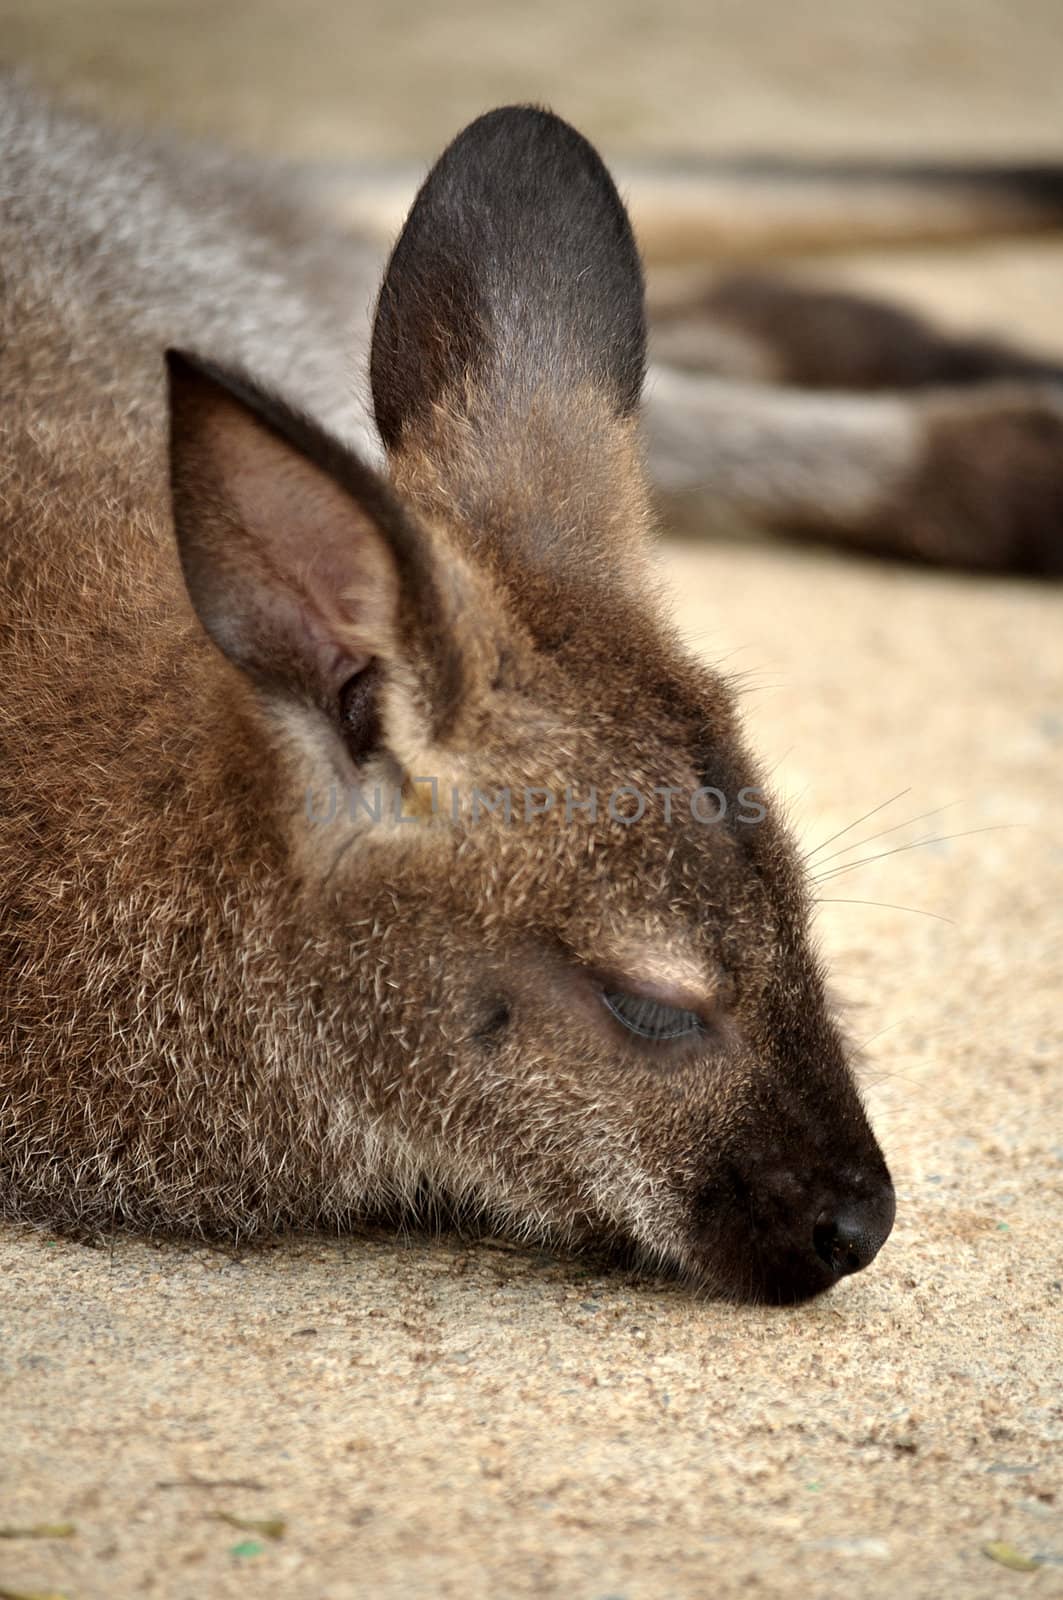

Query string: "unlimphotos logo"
[[305, 781, 767, 828]]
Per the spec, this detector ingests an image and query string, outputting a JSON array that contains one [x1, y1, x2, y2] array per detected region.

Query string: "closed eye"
[[602, 989, 705, 1042]]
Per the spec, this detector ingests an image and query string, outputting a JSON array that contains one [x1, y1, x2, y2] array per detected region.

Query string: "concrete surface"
[[1, 4, 1061, 1597]]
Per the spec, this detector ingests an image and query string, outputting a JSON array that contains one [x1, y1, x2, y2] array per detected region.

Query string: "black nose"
[[813, 1190, 895, 1280], [697, 1162, 896, 1303]]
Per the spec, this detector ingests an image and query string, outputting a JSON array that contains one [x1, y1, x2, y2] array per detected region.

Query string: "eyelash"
[[601, 989, 706, 1043]]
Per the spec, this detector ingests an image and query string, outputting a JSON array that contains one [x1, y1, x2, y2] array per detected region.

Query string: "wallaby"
[[11, 73, 1059, 1305]]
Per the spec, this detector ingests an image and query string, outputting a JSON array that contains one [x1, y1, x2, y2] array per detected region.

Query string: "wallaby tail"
[[308, 154, 1063, 264]]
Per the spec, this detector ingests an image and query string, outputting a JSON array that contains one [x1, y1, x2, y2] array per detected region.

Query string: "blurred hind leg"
[[649, 272, 1063, 391]]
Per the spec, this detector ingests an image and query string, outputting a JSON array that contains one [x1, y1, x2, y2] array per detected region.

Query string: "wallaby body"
[[21, 74, 1060, 1301]]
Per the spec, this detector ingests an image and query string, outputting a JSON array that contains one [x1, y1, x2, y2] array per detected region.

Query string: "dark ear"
[[370, 106, 646, 449], [166, 350, 472, 746]]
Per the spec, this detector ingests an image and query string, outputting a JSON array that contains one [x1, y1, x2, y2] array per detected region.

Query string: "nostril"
[[814, 1212, 866, 1275], [813, 1189, 895, 1279]]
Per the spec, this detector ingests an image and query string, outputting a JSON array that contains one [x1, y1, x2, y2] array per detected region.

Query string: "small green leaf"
[[229, 1538, 265, 1560], [982, 1541, 1040, 1572]]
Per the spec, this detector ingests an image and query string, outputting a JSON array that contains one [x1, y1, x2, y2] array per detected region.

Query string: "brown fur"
[[1, 84, 899, 1303]]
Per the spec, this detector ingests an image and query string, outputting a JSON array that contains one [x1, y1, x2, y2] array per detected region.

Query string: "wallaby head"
[[6, 100, 894, 1302]]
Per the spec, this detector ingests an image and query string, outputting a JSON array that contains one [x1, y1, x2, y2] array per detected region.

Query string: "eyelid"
[[601, 990, 704, 1041], [590, 968, 722, 1026]]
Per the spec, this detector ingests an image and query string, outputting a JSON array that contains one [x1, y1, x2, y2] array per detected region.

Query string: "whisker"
[[860, 1064, 936, 1093], [809, 799, 959, 871], [816, 896, 956, 925], [850, 1017, 910, 1052], [803, 788, 911, 863], [811, 825, 1015, 885], [813, 830, 940, 881], [766, 750, 798, 784]]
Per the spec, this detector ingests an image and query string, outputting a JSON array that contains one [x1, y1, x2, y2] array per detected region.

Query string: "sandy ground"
[[2, 4, 1062, 1597]]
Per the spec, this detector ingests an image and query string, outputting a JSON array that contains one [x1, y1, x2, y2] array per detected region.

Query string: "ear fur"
[[370, 105, 647, 450], [165, 350, 476, 744]]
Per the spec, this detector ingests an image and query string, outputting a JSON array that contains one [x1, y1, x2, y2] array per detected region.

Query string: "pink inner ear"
[[195, 399, 400, 702]]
